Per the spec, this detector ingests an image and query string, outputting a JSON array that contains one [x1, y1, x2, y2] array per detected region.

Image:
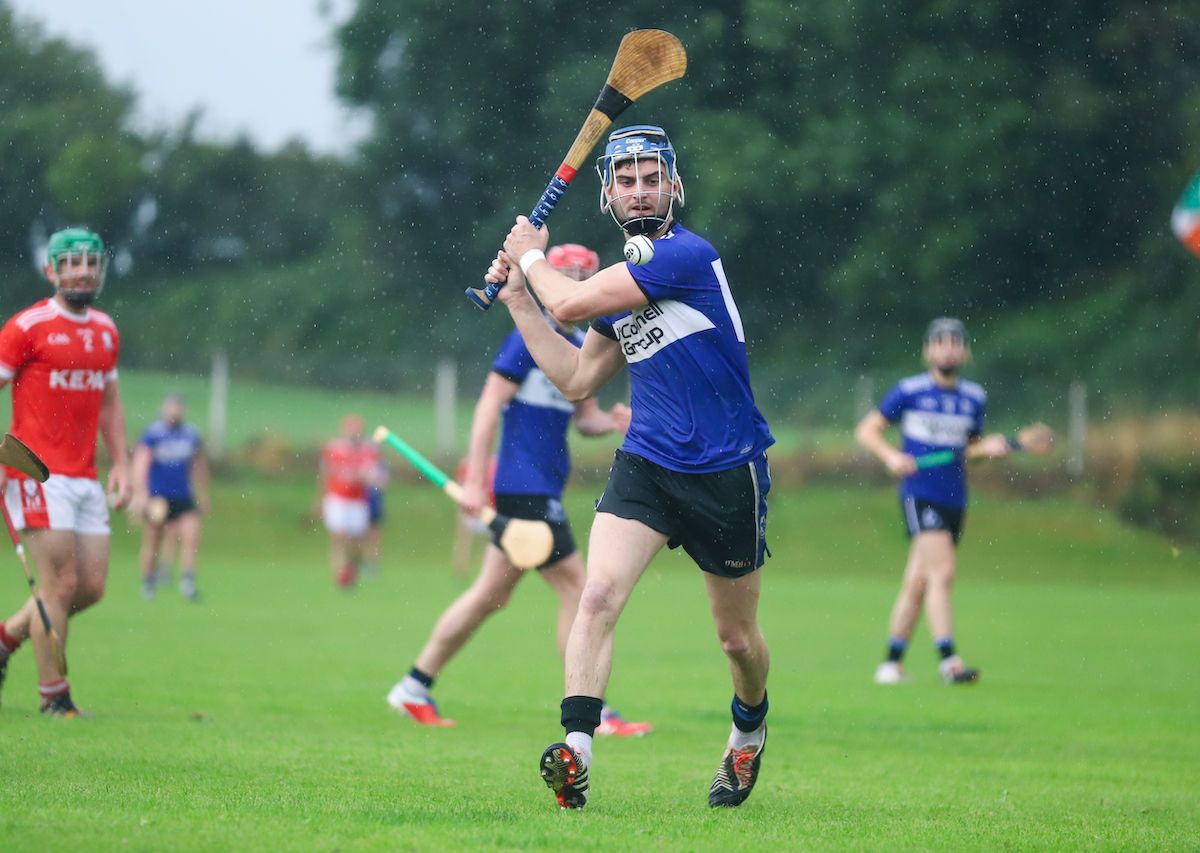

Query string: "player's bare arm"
[[503, 218, 645, 324], [130, 444, 153, 515], [964, 433, 1012, 461], [572, 398, 631, 437], [99, 380, 131, 509], [855, 409, 916, 477], [193, 448, 211, 514], [460, 372, 518, 515], [493, 260, 626, 401]]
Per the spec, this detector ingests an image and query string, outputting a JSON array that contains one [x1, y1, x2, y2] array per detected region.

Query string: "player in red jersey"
[[314, 414, 382, 588], [0, 228, 131, 716]]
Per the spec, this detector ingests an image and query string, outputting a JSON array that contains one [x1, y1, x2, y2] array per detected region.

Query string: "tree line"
[[3, 3, 1198, 416]]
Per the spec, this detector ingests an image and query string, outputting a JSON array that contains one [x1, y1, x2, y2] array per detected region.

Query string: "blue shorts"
[[366, 488, 384, 525]]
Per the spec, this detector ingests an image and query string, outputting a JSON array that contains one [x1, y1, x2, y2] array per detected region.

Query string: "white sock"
[[400, 675, 431, 700], [729, 722, 765, 752], [565, 731, 593, 767]]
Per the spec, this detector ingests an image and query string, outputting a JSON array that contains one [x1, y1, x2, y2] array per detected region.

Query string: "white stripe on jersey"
[[15, 306, 58, 332], [901, 410, 976, 448], [711, 259, 745, 343], [613, 300, 716, 364], [514, 368, 575, 413]]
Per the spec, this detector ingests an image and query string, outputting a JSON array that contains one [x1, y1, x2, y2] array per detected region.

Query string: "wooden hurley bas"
[[373, 426, 554, 570], [466, 28, 688, 309]]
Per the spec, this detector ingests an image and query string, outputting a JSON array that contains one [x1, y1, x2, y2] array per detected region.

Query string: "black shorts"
[[901, 496, 965, 545], [164, 496, 198, 522], [493, 494, 576, 570], [595, 449, 771, 578]]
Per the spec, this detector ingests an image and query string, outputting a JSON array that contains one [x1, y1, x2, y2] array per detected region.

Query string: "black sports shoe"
[[939, 655, 981, 685], [40, 691, 88, 718], [539, 742, 589, 809], [709, 725, 766, 807]]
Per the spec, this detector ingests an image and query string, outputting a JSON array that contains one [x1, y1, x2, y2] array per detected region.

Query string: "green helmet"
[[46, 227, 108, 307]]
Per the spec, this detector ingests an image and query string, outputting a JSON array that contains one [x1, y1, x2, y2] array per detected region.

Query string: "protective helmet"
[[595, 125, 685, 236], [924, 317, 968, 345], [46, 227, 108, 307], [547, 243, 600, 280]]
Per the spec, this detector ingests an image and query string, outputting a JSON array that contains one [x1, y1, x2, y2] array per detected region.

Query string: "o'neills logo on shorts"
[[614, 300, 716, 363], [49, 369, 107, 391]]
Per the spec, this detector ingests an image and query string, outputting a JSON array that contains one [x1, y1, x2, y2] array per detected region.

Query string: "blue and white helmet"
[[595, 125, 685, 236]]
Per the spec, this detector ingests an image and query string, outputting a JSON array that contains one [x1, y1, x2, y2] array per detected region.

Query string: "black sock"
[[887, 637, 907, 663], [731, 692, 768, 733], [409, 667, 434, 689], [560, 695, 603, 737], [935, 639, 956, 660]]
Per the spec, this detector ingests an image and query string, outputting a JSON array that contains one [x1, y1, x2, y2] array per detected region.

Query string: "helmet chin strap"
[[621, 214, 669, 237]]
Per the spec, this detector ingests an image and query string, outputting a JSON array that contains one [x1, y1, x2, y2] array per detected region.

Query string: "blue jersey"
[[140, 420, 203, 500], [877, 373, 987, 509], [490, 322, 582, 498], [591, 223, 774, 473]]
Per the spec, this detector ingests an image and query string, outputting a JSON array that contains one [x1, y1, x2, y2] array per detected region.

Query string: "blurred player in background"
[[360, 456, 388, 580], [0, 227, 130, 716], [491, 126, 775, 810], [855, 318, 1011, 686], [388, 244, 651, 738], [131, 392, 209, 601], [315, 414, 381, 588]]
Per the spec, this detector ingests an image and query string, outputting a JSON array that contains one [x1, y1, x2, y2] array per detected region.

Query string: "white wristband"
[[518, 249, 546, 276]]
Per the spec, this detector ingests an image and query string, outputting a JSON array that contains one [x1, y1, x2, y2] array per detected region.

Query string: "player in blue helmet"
[[855, 319, 1012, 686], [488, 124, 775, 809], [595, 124, 685, 237]]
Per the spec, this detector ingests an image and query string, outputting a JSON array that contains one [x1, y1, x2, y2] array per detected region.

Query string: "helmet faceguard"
[[46, 227, 108, 309], [547, 243, 600, 281], [596, 125, 684, 237]]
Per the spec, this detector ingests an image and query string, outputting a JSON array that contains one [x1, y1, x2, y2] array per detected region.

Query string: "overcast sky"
[[8, 0, 370, 155]]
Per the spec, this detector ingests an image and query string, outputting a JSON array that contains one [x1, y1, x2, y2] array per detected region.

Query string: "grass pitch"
[[0, 478, 1196, 851]]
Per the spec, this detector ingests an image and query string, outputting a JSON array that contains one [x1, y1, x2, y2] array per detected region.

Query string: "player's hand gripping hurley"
[[373, 427, 554, 569], [465, 29, 687, 309], [0, 436, 63, 671], [916, 422, 1056, 469]]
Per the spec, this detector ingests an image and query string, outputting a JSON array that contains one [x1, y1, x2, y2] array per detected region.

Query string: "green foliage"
[[3, 3, 1200, 411], [0, 14, 142, 245]]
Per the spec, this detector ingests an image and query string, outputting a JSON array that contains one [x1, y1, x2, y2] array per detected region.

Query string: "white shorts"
[[6, 475, 110, 535], [322, 495, 369, 537]]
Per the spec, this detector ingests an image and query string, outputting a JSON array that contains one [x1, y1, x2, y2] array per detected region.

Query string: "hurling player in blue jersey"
[[488, 125, 775, 809], [131, 393, 209, 601], [387, 245, 650, 736], [855, 319, 1012, 686]]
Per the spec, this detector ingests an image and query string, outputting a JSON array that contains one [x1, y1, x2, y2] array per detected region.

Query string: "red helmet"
[[547, 243, 599, 279]]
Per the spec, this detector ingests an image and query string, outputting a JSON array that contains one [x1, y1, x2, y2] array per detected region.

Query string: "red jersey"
[[0, 299, 120, 479], [321, 439, 378, 500]]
